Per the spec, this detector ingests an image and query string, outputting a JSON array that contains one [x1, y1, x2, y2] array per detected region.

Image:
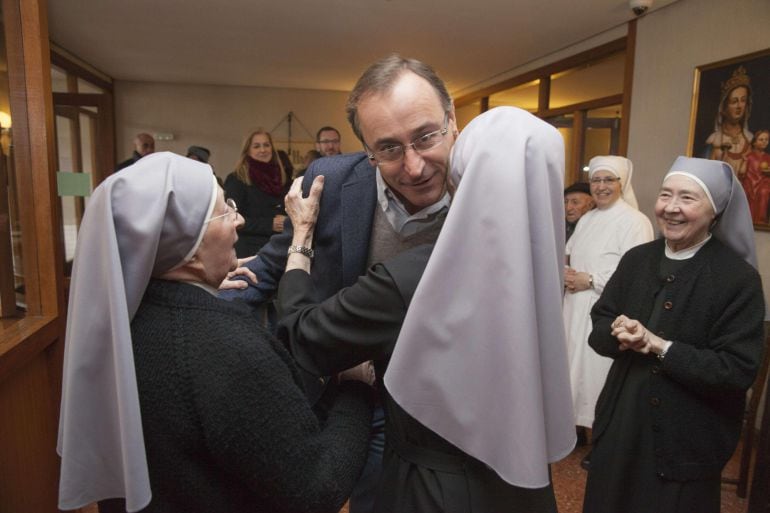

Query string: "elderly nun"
[[563, 155, 654, 437], [57, 153, 373, 513], [277, 106, 576, 512], [583, 156, 765, 513]]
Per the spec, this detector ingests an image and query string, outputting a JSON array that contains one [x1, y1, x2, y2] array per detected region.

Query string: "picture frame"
[[688, 48, 770, 231]]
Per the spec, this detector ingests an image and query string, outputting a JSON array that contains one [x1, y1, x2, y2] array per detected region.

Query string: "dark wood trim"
[[618, 19, 636, 156], [537, 76, 551, 114], [20, 0, 62, 317], [50, 49, 113, 92], [480, 96, 489, 113], [540, 94, 624, 119], [53, 92, 116, 185], [52, 91, 107, 107], [569, 110, 586, 185], [455, 37, 627, 108]]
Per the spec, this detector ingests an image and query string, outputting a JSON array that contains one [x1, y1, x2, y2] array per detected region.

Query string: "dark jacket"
[[589, 237, 765, 481], [115, 151, 143, 171]]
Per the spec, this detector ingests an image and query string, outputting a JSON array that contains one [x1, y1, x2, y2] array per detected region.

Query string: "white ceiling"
[[47, 0, 677, 95]]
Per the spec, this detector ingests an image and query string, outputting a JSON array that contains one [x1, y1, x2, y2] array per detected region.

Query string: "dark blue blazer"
[[220, 151, 377, 305]]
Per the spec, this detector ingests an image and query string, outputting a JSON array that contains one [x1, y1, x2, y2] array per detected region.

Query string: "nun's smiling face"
[[589, 170, 622, 209], [655, 175, 715, 252]]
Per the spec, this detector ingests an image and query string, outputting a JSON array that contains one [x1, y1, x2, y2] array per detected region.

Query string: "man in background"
[[116, 132, 155, 171], [564, 181, 594, 241], [315, 126, 342, 156]]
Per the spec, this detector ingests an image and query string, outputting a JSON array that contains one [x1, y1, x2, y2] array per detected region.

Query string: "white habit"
[[563, 198, 653, 427]]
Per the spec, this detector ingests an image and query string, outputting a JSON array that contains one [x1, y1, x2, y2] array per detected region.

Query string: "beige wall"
[[629, 0, 770, 308], [115, 2, 768, 304], [114, 82, 359, 180]]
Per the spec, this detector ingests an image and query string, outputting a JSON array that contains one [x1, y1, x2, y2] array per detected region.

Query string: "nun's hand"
[[219, 265, 258, 290], [285, 176, 324, 238], [612, 316, 651, 353], [565, 269, 591, 292], [338, 361, 376, 386]]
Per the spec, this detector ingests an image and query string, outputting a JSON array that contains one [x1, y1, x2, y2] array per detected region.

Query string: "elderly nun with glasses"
[[583, 157, 765, 513], [57, 153, 374, 513], [562, 156, 654, 449], [276, 107, 576, 513]]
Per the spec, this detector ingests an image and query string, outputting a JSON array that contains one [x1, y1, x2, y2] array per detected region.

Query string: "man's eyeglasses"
[[205, 198, 238, 223], [589, 177, 621, 185], [318, 139, 340, 145], [367, 113, 449, 164]]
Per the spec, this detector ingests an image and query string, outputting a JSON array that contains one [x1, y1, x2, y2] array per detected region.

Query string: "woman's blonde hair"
[[234, 129, 287, 185]]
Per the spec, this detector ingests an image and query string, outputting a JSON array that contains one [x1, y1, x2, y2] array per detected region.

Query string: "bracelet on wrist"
[[288, 245, 314, 258]]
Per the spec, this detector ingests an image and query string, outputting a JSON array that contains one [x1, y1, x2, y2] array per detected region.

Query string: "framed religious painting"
[[687, 48, 770, 231]]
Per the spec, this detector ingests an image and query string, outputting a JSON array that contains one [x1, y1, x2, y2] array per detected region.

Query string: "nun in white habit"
[[277, 106, 576, 513], [562, 155, 654, 430], [57, 153, 373, 513], [583, 156, 764, 513]]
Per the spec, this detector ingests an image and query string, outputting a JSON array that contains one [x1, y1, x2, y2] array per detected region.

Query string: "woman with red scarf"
[[225, 129, 294, 257]]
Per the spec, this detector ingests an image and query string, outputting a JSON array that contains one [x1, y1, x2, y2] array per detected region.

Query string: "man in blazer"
[[220, 55, 458, 513]]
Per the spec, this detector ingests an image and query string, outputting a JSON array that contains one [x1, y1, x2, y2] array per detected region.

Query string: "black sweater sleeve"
[[276, 266, 409, 377], [188, 322, 373, 513]]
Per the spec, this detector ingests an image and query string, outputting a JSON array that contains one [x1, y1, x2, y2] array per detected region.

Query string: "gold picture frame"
[[687, 48, 770, 231]]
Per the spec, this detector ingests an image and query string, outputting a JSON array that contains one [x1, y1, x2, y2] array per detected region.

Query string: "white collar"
[[664, 234, 712, 260]]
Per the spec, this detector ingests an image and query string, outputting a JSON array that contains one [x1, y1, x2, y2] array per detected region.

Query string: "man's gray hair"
[[346, 54, 452, 143]]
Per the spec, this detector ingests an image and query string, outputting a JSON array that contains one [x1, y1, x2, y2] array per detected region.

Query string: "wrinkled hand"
[[218, 263, 258, 290], [285, 175, 324, 234], [272, 215, 286, 233], [338, 360, 376, 386], [564, 268, 591, 293], [611, 315, 650, 353]]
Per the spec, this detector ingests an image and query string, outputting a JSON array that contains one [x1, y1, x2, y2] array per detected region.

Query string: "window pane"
[[549, 52, 625, 109], [51, 64, 69, 93], [545, 114, 574, 183], [0, 6, 23, 317], [488, 79, 539, 112], [77, 78, 104, 94], [456, 101, 481, 131], [583, 105, 622, 171]]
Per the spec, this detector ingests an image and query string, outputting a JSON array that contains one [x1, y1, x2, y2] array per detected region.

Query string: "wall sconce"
[[0, 111, 11, 133]]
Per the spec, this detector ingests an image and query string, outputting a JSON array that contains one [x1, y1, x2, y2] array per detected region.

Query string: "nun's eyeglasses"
[[206, 198, 238, 223], [589, 177, 621, 185]]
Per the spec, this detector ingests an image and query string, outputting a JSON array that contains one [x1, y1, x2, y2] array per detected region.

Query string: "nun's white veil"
[[664, 156, 757, 269], [57, 153, 217, 511], [384, 107, 576, 488], [588, 155, 640, 209]]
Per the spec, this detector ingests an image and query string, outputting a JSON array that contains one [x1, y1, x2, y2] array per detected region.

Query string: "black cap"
[[186, 145, 211, 163], [564, 181, 591, 196]]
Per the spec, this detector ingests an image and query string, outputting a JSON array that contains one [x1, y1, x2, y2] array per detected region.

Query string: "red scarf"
[[247, 156, 283, 196]]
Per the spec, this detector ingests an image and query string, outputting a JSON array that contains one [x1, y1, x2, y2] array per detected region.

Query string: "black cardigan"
[[124, 280, 373, 513], [589, 237, 765, 481]]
